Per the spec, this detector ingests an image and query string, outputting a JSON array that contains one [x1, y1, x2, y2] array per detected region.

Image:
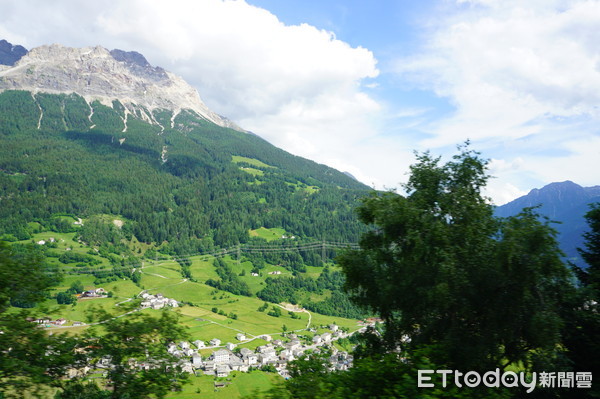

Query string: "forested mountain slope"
[[0, 89, 369, 253]]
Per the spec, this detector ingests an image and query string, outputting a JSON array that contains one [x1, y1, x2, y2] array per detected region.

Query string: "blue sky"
[[1, 0, 599, 204]]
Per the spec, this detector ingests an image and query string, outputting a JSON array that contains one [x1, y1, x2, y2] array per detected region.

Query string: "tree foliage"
[[574, 202, 600, 295], [0, 242, 57, 311], [338, 145, 571, 371], [76, 311, 190, 399], [560, 203, 600, 398], [0, 90, 369, 251], [0, 242, 80, 397]]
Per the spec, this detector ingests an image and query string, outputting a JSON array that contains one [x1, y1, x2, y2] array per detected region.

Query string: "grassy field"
[[231, 156, 275, 169], [17, 240, 363, 338], [284, 181, 320, 194], [6, 213, 367, 399], [13, 222, 364, 347], [166, 370, 282, 399], [238, 167, 264, 176], [248, 227, 286, 242]]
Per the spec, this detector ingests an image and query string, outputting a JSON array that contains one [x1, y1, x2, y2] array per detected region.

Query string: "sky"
[[1, 0, 599, 204]]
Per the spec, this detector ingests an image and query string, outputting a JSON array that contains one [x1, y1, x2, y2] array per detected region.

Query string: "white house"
[[209, 338, 221, 347], [236, 333, 246, 341], [178, 361, 194, 373], [203, 360, 215, 375], [229, 355, 244, 371], [329, 324, 339, 332], [183, 348, 195, 357], [172, 350, 183, 358], [286, 339, 301, 351], [279, 349, 295, 361], [193, 340, 205, 349], [321, 332, 332, 343], [240, 348, 253, 357], [312, 335, 322, 345], [192, 353, 202, 367], [140, 301, 151, 308], [260, 334, 272, 342], [179, 341, 190, 350], [241, 351, 258, 365], [216, 364, 231, 377], [225, 342, 236, 351], [213, 349, 230, 364]]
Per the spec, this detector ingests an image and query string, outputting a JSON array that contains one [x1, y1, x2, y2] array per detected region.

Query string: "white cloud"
[[393, 0, 600, 201], [397, 0, 600, 144], [484, 182, 529, 206]]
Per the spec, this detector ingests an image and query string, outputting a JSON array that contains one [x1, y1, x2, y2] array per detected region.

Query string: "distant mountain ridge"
[[495, 181, 600, 267]]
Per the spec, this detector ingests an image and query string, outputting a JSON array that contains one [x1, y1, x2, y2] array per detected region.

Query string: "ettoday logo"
[[418, 369, 593, 393]]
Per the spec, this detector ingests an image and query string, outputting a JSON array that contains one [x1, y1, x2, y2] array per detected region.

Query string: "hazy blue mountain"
[[495, 181, 600, 268]]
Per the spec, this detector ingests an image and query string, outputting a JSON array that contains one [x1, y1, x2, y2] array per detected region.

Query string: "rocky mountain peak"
[[0, 42, 242, 131], [0, 39, 28, 66]]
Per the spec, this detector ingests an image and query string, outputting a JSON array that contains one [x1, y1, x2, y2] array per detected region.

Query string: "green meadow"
[[9, 224, 364, 399], [165, 371, 282, 399], [248, 227, 287, 242]]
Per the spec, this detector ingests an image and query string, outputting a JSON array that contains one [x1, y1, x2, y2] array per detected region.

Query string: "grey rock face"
[[109, 49, 168, 82], [0, 43, 242, 130]]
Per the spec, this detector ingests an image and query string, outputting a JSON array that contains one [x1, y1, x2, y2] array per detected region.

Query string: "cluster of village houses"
[[64, 324, 361, 381], [165, 324, 354, 379], [31, 286, 363, 380], [139, 292, 179, 310], [29, 289, 108, 327]]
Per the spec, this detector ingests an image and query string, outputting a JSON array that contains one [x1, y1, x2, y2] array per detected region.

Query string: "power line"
[[55, 239, 360, 276]]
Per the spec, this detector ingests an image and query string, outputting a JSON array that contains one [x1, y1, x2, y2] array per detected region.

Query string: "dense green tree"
[[67, 280, 84, 295], [573, 203, 600, 295], [267, 306, 282, 317], [271, 349, 511, 399], [55, 381, 111, 399], [0, 242, 80, 398], [80, 311, 190, 399], [56, 291, 76, 305], [560, 203, 600, 398], [0, 242, 56, 311], [338, 145, 572, 371]]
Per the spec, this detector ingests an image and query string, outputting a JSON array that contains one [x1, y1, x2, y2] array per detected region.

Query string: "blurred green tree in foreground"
[[258, 144, 585, 399]]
